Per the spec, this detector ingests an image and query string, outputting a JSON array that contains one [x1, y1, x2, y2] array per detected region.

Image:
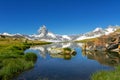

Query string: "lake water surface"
[[15, 42, 116, 80]]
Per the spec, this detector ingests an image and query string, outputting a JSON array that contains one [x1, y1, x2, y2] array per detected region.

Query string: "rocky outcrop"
[[48, 47, 77, 60], [81, 32, 120, 52], [107, 44, 119, 51], [82, 43, 107, 51]]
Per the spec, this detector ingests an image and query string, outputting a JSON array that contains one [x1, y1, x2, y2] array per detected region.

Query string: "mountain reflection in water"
[[28, 42, 82, 60], [82, 50, 120, 67], [16, 42, 117, 80], [29, 42, 120, 66]]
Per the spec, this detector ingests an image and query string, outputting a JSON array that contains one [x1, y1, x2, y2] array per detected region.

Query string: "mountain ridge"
[[0, 25, 120, 42]]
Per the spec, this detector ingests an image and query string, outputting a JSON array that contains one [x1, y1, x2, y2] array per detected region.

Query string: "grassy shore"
[[91, 65, 120, 80], [0, 38, 51, 80], [75, 38, 97, 43]]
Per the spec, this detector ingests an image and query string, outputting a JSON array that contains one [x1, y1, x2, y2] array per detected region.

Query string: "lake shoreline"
[[0, 38, 51, 80], [15, 42, 115, 80]]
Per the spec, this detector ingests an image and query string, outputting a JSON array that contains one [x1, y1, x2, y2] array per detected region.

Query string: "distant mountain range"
[[0, 25, 120, 42]]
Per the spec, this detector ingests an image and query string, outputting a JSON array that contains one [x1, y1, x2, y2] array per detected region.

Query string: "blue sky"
[[0, 0, 120, 35]]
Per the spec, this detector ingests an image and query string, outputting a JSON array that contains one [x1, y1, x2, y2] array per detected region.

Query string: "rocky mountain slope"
[[76, 26, 120, 40], [81, 28, 120, 51]]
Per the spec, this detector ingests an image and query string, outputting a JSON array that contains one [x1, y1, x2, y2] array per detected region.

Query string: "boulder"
[[107, 44, 119, 51], [48, 47, 77, 59]]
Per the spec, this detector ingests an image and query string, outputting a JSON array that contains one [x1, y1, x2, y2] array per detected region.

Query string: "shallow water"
[[15, 43, 116, 80]]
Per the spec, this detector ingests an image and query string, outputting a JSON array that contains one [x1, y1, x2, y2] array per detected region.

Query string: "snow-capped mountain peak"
[[104, 25, 120, 35], [27, 25, 71, 42], [93, 27, 103, 32], [2, 32, 13, 36], [76, 26, 120, 41], [38, 25, 48, 37]]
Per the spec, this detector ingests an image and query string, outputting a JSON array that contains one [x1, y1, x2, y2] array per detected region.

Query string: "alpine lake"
[[14, 42, 119, 80]]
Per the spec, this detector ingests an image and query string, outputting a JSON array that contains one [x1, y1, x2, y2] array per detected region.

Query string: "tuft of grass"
[[0, 58, 34, 80], [25, 52, 37, 61], [63, 47, 72, 51]]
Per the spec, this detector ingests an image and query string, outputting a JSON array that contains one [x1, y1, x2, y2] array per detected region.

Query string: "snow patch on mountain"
[[2, 32, 13, 36], [1, 32, 24, 37], [47, 32, 57, 38], [93, 27, 103, 32], [62, 35, 71, 40], [76, 34, 101, 40], [105, 27, 116, 35]]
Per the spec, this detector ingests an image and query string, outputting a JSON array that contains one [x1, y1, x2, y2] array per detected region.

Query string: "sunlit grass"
[[0, 38, 51, 80], [91, 65, 120, 80], [0, 58, 34, 80], [25, 52, 37, 61], [75, 38, 97, 43]]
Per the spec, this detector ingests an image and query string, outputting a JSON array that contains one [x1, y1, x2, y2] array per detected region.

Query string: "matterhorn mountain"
[[37, 25, 48, 37], [28, 25, 72, 42], [1, 25, 120, 42]]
